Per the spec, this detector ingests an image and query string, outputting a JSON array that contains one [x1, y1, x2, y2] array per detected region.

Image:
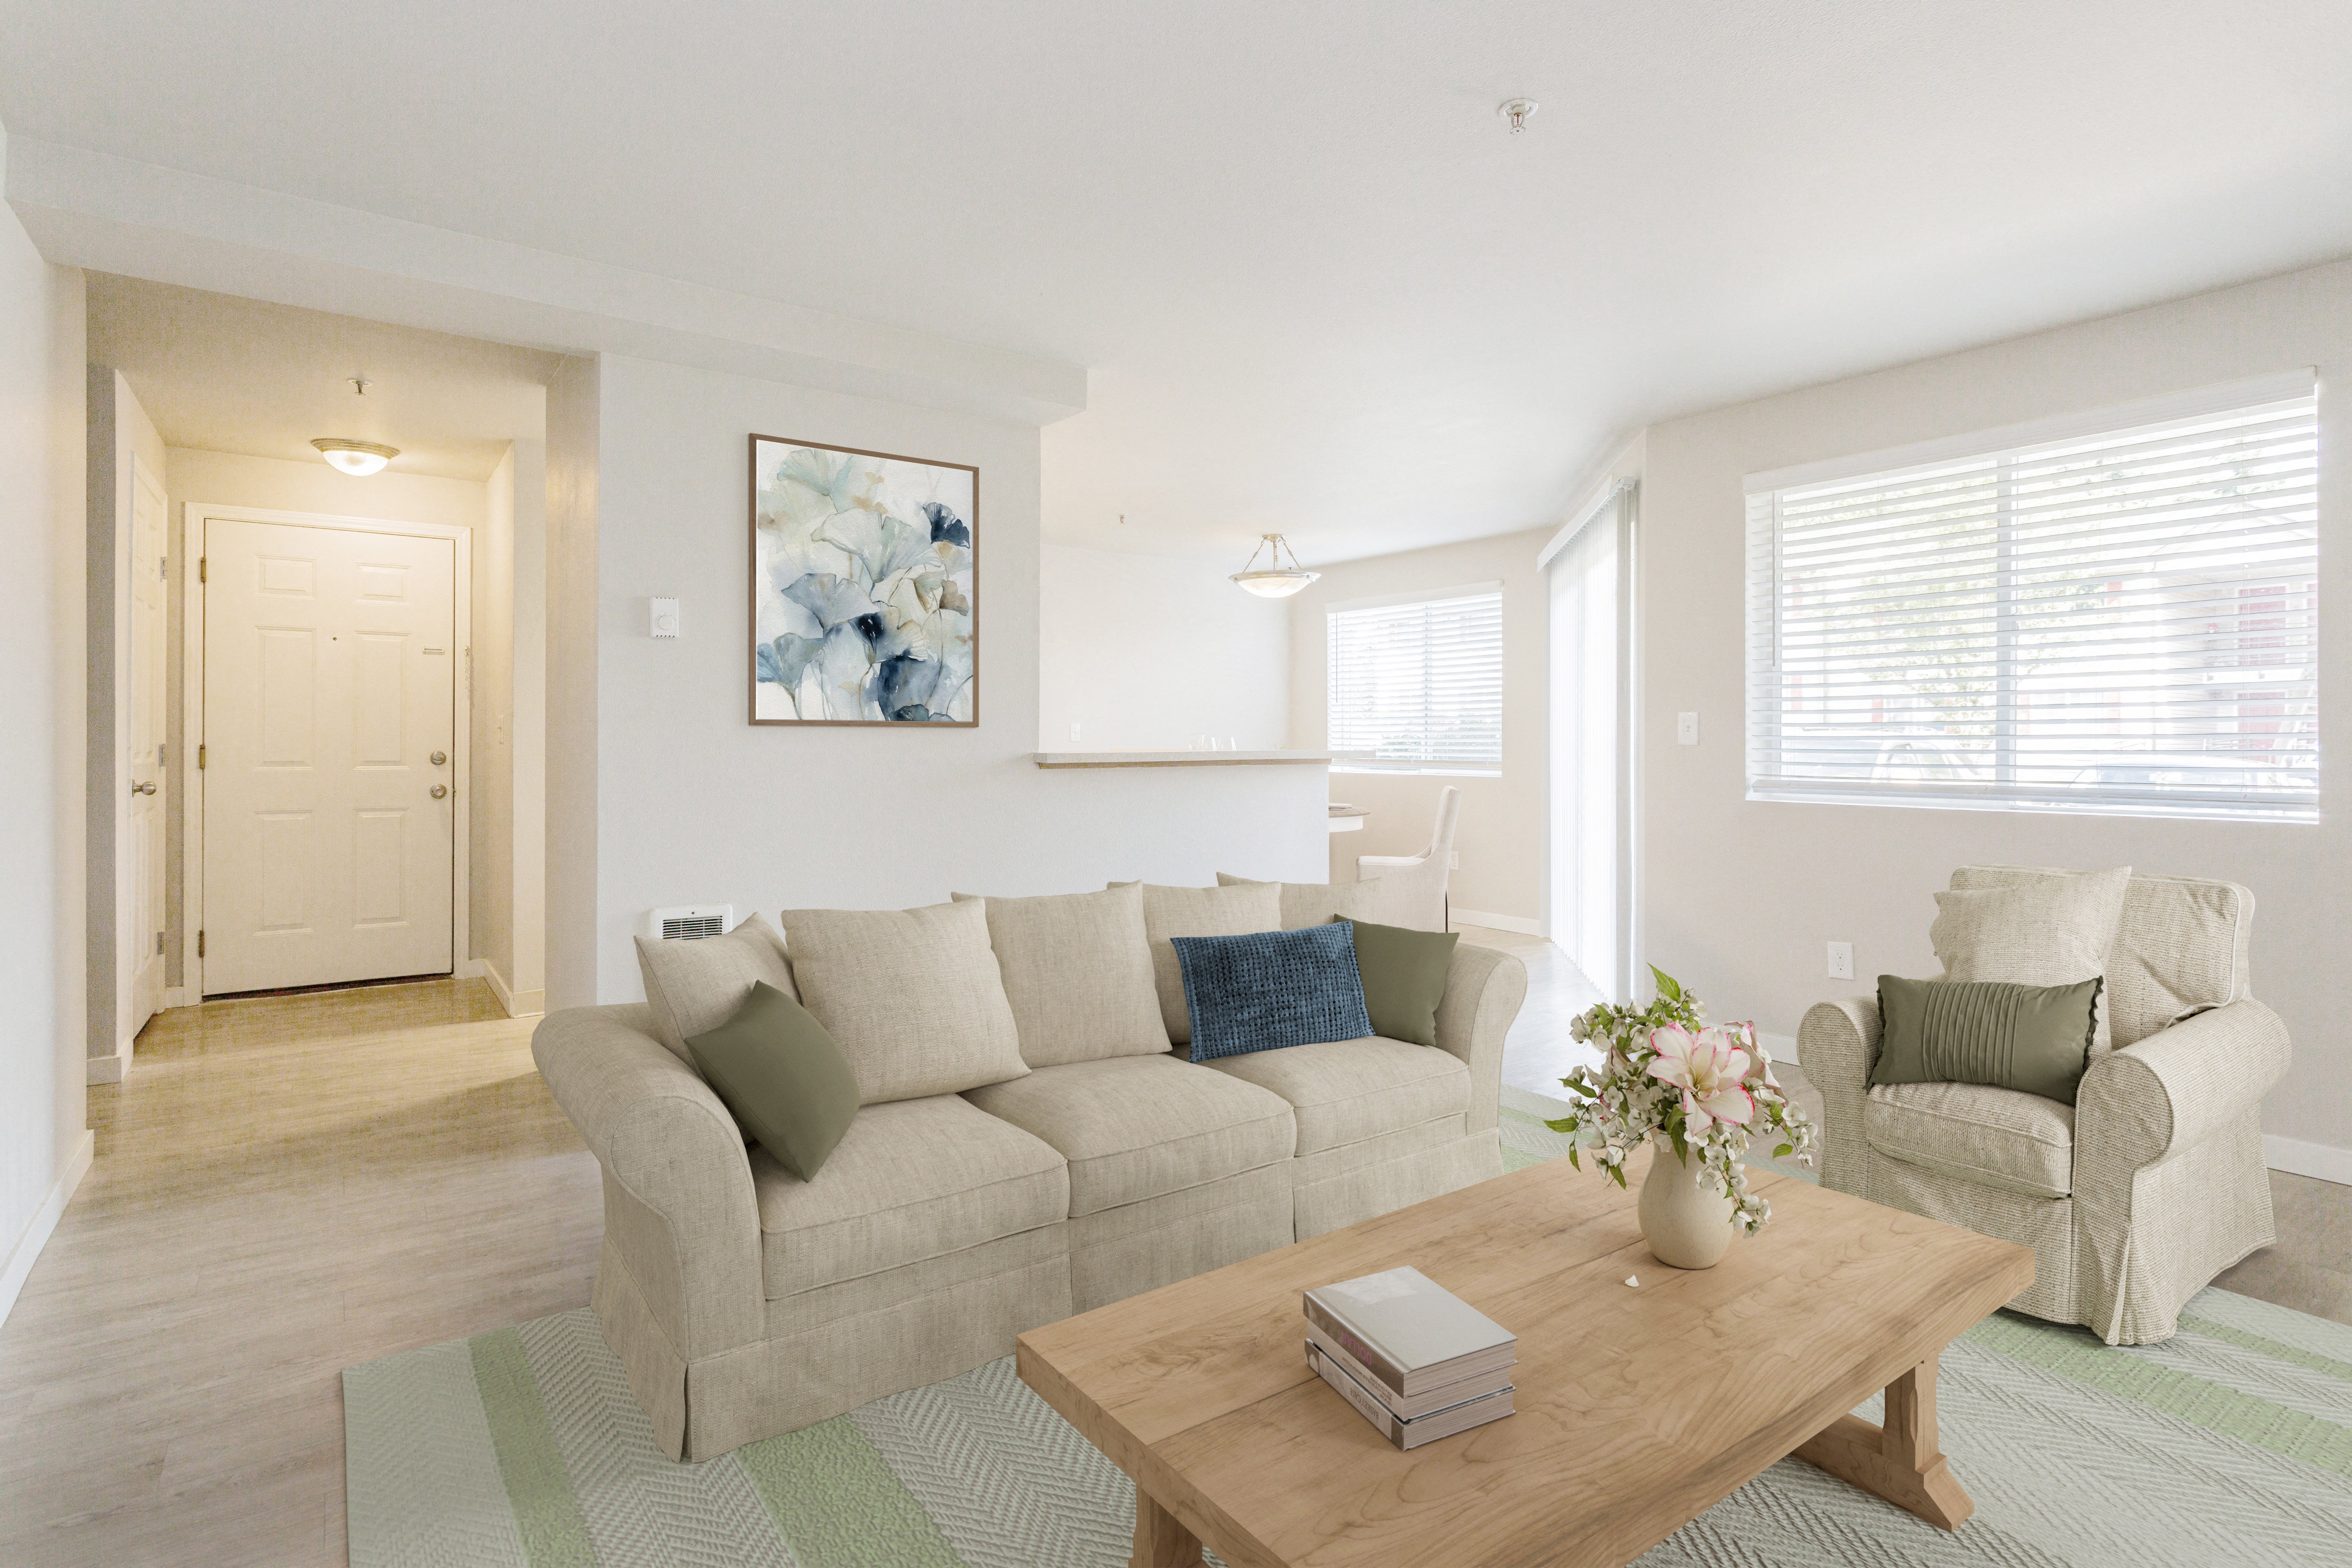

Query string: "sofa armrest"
[[1798, 993, 1882, 1196], [1434, 943, 1526, 1135], [532, 1005, 765, 1358], [2076, 999, 2290, 1174]]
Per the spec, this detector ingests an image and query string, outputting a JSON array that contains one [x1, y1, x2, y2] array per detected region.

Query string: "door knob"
[[430, 751, 447, 766], [131, 780, 157, 795], [430, 784, 448, 800]]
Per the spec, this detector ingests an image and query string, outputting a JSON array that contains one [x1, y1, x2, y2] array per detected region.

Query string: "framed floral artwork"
[[749, 436, 978, 725]]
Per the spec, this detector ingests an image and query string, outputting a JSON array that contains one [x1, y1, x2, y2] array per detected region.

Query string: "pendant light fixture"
[[1229, 534, 1319, 598], [311, 438, 400, 477]]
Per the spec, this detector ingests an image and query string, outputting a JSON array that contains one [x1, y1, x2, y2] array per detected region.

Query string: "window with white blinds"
[[1745, 379, 2319, 823], [1328, 587, 1504, 773]]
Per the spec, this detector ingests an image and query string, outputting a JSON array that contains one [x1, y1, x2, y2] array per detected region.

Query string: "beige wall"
[[543, 355, 600, 1011], [1287, 527, 1550, 927], [471, 445, 516, 1000], [162, 450, 489, 991], [1640, 257, 2352, 1167], [0, 160, 87, 1323]]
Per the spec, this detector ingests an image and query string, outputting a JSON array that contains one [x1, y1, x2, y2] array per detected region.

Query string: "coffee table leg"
[[1132, 1486, 1201, 1568], [1794, 1355, 1975, 1530]]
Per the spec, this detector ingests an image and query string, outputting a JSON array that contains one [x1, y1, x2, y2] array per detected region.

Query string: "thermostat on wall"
[[651, 597, 680, 638]]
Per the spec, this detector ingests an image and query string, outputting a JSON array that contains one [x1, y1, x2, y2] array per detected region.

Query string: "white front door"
[[123, 456, 168, 1035], [202, 518, 457, 994]]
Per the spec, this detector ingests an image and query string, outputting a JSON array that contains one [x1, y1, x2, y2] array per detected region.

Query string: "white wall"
[[544, 355, 599, 1011], [1038, 543, 1289, 751], [0, 143, 88, 1325], [162, 449, 488, 991], [1286, 528, 1551, 927], [1640, 257, 2352, 1167], [472, 445, 517, 1000], [575, 354, 1327, 1003]]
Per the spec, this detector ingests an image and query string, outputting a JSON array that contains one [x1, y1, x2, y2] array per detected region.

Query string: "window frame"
[[1743, 371, 2321, 825]]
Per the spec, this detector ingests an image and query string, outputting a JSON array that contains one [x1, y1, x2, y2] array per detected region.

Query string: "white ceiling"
[[85, 275, 559, 481], [15, 3, 2352, 561]]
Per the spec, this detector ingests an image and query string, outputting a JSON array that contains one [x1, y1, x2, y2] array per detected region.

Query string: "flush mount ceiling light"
[[1230, 534, 1319, 598], [1497, 97, 1537, 134], [311, 438, 399, 477]]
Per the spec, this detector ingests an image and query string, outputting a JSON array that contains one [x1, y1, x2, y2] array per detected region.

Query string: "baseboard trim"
[[1, 1129, 94, 1330], [1759, 1030, 1800, 1068], [2265, 1134, 2352, 1189], [85, 1048, 127, 1085], [163, 985, 191, 1009], [456, 957, 487, 980], [481, 960, 546, 1019], [1450, 908, 1542, 936]]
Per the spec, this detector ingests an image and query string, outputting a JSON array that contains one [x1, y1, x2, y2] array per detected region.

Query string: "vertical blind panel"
[[1329, 592, 1503, 767], [1746, 393, 2319, 822]]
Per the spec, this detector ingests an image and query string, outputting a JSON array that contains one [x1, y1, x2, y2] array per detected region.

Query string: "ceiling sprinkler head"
[[1498, 98, 1537, 134]]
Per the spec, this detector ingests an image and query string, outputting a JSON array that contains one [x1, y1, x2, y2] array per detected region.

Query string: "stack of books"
[[1302, 1265, 1516, 1449]]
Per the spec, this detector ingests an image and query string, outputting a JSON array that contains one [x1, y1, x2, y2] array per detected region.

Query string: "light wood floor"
[[1, 940, 2343, 1565]]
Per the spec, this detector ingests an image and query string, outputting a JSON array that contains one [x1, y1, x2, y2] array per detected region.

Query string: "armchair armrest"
[[1797, 993, 1882, 1196], [2076, 999, 2291, 1173], [1434, 943, 1526, 1135], [533, 1004, 765, 1359]]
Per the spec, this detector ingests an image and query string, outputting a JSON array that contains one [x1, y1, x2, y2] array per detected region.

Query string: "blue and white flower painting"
[[751, 438, 977, 724]]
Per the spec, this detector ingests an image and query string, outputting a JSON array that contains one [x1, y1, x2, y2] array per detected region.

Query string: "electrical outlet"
[[1449, 851, 1460, 870], [1826, 941, 1854, 981], [1069, 721, 1082, 744], [1676, 711, 1699, 746]]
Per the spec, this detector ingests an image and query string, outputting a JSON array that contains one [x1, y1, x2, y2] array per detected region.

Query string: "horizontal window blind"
[[1746, 387, 2319, 822], [1329, 590, 1503, 771]]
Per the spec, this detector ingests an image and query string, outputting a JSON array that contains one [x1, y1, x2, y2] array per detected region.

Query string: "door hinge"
[[197, 744, 205, 770], [198, 556, 207, 583], [197, 930, 206, 959], [156, 931, 166, 956]]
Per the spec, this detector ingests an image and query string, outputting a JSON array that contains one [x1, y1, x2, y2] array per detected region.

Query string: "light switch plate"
[[1676, 712, 1699, 746], [1827, 941, 1854, 980], [651, 597, 680, 638]]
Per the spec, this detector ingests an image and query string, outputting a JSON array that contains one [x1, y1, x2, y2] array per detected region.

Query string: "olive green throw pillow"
[[685, 982, 860, 1181], [1329, 916, 1457, 1048], [1872, 974, 2103, 1105]]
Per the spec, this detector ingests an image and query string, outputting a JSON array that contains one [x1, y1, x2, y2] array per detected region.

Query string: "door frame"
[[121, 452, 169, 1040], [180, 503, 473, 1000]]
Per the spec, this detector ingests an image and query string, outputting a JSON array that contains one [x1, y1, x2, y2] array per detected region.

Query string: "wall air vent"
[[643, 904, 734, 942]]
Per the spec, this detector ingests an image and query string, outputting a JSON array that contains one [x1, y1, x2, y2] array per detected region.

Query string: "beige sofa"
[[533, 886, 1526, 1461]]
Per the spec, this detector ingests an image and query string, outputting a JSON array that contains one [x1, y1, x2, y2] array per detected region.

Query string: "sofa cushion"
[[1333, 917, 1458, 1048], [963, 1054, 1296, 1216], [1863, 1080, 2075, 1200], [1871, 974, 2099, 1105], [1216, 872, 1381, 929], [1930, 866, 2130, 1053], [1118, 881, 1283, 1045], [633, 914, 797, 1064], [777, 900, 1030, 1104], [1172, 925, 1374, 1062], [686, 981, 860, 1180], [751, 1094, 1068, 1298], [949, 884, 1169, 1066], [1204, 1036, 1469, 1156]]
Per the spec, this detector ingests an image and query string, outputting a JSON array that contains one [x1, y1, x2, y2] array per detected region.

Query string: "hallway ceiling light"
[[1230, 534, 1319, 597], [312, 437, 399, 477]]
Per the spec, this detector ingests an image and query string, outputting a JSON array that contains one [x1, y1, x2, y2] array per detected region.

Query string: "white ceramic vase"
[[1637, 1138, 1735, 1270]]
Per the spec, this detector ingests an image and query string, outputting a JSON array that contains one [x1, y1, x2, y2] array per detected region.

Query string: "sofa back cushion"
[[1929, 866, 2131, 1053], [1216, 872, 1381, 929], [777, 901, 1030, 1104], [1946, 865, 2253, 1049], [1114, 881, 1283, 1045], [633, 913, 798, 1064], [949, 884, 1169, 1066]]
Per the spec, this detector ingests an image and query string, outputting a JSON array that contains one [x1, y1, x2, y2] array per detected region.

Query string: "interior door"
[[202, 518, 457, 994], [123, 456, 168, 1034]]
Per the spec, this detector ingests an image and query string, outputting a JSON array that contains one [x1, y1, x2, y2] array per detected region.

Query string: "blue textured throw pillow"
[[1170, 924, 1374, 1062]]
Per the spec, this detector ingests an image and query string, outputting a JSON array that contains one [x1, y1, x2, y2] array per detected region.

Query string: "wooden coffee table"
[[1018, 1143, 2033, 1568]]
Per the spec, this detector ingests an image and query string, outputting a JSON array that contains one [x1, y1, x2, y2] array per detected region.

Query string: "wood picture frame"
[[748, 434, 979, 727]]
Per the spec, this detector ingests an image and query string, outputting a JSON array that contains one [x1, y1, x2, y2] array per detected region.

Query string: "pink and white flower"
[[1644, 1024, 1756, 1132]]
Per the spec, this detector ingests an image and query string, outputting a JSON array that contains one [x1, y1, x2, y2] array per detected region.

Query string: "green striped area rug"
[[347, 1091, 2352, 1566]]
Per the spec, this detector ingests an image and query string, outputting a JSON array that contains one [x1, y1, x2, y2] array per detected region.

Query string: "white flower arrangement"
[[1547, 966, 1816, 1234]]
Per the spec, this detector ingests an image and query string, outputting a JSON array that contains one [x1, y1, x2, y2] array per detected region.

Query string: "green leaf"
[[1649, 964, 1684, 1002], [1609, 1165, 1628, 1189], [1567, 1149, 1582, 1171], [1775, 1143, 1795, 1159], [1668, 1122, 1689, 1164]]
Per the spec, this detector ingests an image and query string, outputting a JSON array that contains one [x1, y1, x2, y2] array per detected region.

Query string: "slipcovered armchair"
[[1802, 866, 2287, 1345], [1357, 785, 1461, 931]]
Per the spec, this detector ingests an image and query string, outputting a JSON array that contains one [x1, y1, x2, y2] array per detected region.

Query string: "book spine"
[[1302, 1295, 1408, 1396], [1307, 1344, 1405, 1446]]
